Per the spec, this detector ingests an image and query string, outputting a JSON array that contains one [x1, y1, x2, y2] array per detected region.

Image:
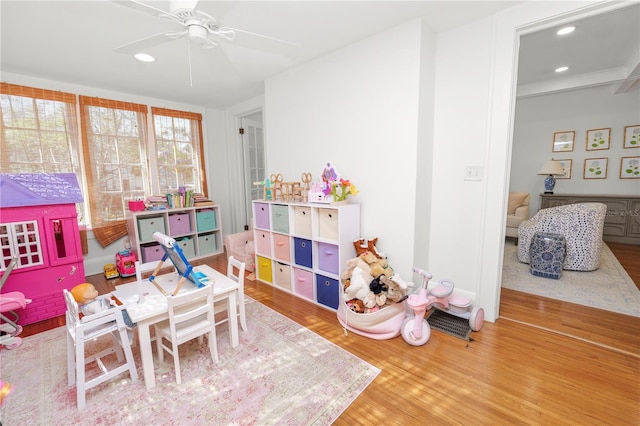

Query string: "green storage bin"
[[138, 216, 166, 241], [196, 209, 217, 232], [175, 236, 195, 259], [198, 233, 218, 255]]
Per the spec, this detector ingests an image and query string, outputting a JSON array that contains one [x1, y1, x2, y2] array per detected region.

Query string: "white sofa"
[[505, 192, 530, 244], [517, 202, 607, 271]]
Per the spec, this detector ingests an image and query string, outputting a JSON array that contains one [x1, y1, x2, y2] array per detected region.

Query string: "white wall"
[[261, 2, 620, 322], [511, 85, 640, 213], [429, 16, 494, 303], [264, 19, 428, 279]]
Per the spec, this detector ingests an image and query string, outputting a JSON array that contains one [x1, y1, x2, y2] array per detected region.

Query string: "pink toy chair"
[[0, 257, 31, 349]]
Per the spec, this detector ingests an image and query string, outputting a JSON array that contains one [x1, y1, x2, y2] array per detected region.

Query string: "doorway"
[[239, 112, 265, 230]]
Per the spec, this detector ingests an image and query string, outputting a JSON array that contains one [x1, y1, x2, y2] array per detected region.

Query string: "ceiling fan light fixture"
[[134, 53, 156, 63], [557, 26, 576, 36], [187, 24, 209, 45]]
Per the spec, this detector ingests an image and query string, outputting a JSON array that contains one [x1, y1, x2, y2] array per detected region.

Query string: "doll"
[[70, 283, 136, 327], [70, 283, 113, 316]]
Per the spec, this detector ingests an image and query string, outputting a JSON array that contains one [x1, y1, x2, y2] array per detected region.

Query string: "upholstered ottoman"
[[529, 232, 566, 279]]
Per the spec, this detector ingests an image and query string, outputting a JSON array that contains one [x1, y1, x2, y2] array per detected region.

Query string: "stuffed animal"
[[369, 275, 388, 294], [343, 266, 374, 302], [353, 237, 385, 259], [346, 298, 365, 313], [341, 256, 371, 287], [381, 274, 414, 304], [359, 251, 393, 278]]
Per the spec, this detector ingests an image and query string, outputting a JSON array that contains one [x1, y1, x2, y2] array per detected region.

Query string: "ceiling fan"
[[113, 0, 295, 55]]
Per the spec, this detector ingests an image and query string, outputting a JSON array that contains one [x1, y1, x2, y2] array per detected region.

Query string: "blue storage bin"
[[316, 274, 339, 310], [293, 237, 312, 268], [196, 209, 217, 232]]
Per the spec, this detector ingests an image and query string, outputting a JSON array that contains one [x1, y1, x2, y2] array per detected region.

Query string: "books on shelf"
[[163, 191, 214, 208], [193, 193, 214, 206]]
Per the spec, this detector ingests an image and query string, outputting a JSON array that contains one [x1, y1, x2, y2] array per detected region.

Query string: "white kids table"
[[112, 264, 239, 389]]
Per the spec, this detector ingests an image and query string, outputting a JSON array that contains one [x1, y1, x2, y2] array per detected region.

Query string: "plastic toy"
[[116, 250, 137, 278], [401, 267, 484, 346], [0, 257, 31, 349], [103, 263, 119, 279], [70, 283, 114, 316]]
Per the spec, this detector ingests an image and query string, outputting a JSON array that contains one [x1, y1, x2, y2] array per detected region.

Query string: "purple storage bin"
[[140, 243, 164, 263], [317, 242, 339, 274], [254, 202, 270, 229], [168, 212, 191, 236]]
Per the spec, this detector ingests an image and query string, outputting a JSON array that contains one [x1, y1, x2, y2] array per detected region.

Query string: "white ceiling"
[[517, 2, 640, 97], [1, 1, 638, 109]]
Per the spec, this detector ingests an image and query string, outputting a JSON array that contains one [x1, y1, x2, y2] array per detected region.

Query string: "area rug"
[[0, 298, 380, 425], [502, 243, 640, 317]]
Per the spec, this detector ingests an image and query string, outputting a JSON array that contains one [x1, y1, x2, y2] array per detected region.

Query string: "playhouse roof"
[[0, 173, 84, 208]]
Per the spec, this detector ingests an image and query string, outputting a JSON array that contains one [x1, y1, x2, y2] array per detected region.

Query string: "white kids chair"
[[63, 289, 138, 409]]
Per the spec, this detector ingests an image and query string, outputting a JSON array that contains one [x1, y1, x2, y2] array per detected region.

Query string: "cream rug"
[[0, 299, 379, 425], [502, 243, 640, 317]]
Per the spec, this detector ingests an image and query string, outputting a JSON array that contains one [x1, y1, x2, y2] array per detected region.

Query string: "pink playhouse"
[[0, 173, 86, 325]]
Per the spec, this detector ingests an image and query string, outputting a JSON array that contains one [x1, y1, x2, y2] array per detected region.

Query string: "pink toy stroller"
[[1, 257, 31, 349]]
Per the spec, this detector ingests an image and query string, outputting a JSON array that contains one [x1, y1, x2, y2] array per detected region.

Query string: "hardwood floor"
[[608, 242, 640, 290], [17, 244, 640, 424]]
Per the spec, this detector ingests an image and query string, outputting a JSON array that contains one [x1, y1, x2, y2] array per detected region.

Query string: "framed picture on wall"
[[585, 128, 611, 151], [620, 156, 640, 179], [623, 125, 640, 148], [583, 157, 608, 179], [552, 131, 575, 152], [556, 159, 572, 179]]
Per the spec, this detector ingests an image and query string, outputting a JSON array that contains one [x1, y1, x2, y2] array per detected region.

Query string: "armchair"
[[505, 192, 530, 244], [517, 202, 607, 271], [223, 228, 255, 272]]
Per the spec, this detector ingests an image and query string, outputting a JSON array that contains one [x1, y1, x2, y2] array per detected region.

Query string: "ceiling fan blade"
[[112, 0, 182, 24], [219, 27, 298, 47], [165, 29, 189, 40], [114, 31, 177, 54]]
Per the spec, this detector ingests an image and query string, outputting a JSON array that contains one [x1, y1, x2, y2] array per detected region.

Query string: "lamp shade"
[[537, 160, 565, 176]]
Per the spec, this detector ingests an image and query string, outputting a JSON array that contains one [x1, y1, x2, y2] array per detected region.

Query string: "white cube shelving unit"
[[127, 205, 223, 264], [252, 200, 360, 310]]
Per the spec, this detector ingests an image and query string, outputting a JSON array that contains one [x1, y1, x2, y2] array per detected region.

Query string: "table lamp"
[[537, 160, 565, 194]]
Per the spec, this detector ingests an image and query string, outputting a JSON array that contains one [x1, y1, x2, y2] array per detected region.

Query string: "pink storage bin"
[[255, 230, 271, 256], [273, 233, 291, 262], [293, 267, 314, 301]]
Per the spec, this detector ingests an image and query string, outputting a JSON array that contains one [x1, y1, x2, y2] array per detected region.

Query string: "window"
[[152, 107, 207, 197], [79, 96, 149, 226], [0, 83, 82, 174], [0, 83, 86, 221], [1, 84, 209, 233]]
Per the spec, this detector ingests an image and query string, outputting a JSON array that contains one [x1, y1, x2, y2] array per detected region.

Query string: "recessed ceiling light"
[[134, 53, 156, 63], [557, 26, 576, 36], [555, 66, 569, 73]]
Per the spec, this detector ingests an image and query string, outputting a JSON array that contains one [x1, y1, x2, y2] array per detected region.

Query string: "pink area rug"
[[0, 298, 379, 425]]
